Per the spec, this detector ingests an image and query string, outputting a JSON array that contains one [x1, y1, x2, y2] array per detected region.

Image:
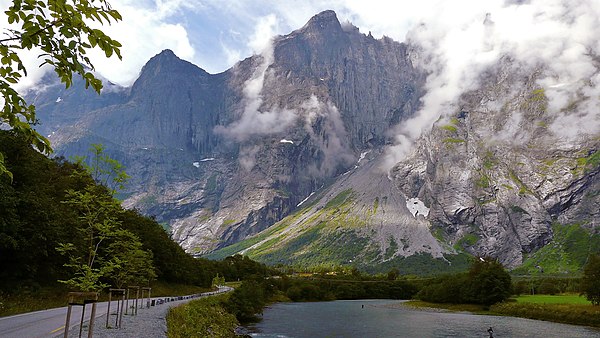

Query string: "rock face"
[[390, 57, 600, 268], [31, 11, 599, 272], [33, 11, 425, 255]]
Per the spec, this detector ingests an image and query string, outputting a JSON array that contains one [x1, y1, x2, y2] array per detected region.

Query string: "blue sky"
[[3, 0, 423, 87]]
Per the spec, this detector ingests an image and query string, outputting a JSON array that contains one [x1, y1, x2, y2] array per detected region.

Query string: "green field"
[[515, 294, 591, 305]]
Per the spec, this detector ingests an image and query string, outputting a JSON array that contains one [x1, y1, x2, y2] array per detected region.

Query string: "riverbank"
[[404, 297, 600, 328]]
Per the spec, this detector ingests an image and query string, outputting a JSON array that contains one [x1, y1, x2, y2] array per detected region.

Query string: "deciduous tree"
[[0, 0, 122, 179], [581, 254, 600, 305]]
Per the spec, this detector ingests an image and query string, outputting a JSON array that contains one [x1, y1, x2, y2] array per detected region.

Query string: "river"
[[245, 299, 600, 337]]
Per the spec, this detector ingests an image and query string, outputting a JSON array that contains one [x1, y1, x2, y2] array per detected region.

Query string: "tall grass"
[[491, 302, 600, 327], [166, 294, 238, 338], [515, 294, 591, 305]]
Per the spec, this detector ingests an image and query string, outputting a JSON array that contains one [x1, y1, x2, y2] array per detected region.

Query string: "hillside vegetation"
[[0, 131, 272, 315]]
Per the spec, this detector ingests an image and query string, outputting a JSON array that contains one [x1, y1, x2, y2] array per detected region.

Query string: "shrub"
[[581, 254, 600, 305]]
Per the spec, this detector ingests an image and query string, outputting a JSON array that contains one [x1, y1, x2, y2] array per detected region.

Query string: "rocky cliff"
[[30, 11, 599, 273]]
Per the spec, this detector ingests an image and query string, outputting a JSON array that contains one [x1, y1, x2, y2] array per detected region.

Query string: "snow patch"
[[357, 151, 369, 164], [354, 150, 370, 169], [280, 139, 294, 144], [55, 97, 62, 103], [192, 162, 200, 168], [297, 192, 315, 207], [406, 197, 430, 218], [200, 158, 215, 162]]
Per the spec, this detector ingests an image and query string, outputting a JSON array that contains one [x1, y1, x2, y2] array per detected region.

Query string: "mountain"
[[30, 11, 599, 273]]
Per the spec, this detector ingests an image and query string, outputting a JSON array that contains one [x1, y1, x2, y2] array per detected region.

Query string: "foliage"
[[212, 273, 225, 288], [513, 222, 600, 275], [581, 254, 600, 305], [465, 257, 512, 305], [57, 184, 124, 291], [225, 279, 268, 322], [416, 257, 511, 306], [0, 131, 218, 293], [105, 229, 156, 288], [166, 294, 238, 338], [56, 144, 155, 292], [0, 0, 122, 178], [73, 144, 130, 194]]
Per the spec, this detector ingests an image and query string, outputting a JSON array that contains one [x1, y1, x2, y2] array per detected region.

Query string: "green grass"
[[407, 297, 600, 328], [441, 125, 458, 133], [515, 294, 591, 305], [325, 189, 354, 209], [455, 233, 478, 250], [514, 222, 600, 274], [404, 300, 488, 313], [491, 302, 600, 327], [221, 219, 236, 226], [475, 174, 490, 188], [205, 173, 218, 192]]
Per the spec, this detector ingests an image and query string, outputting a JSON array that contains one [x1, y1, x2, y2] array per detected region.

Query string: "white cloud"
[[381, 0, 600, 168], [3, 0, 600, 146]]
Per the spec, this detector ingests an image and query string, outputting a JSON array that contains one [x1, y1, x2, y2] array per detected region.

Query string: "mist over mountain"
[[30, 10, 599, 273]]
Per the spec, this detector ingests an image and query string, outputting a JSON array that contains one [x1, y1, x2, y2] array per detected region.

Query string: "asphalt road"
[[0, 287, 232, 338], [0, 301, 110, 338]]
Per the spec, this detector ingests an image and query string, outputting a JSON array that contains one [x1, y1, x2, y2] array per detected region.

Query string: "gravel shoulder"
[[58, 287, 232, 338]]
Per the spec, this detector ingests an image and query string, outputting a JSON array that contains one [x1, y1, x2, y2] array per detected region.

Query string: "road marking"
[[50, 325, 65, 333]]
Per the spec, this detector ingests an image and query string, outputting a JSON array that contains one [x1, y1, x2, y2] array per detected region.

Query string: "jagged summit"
[[131, 49, 209, 98], [136, 49, 207, 79], [299, 10, 343, 35]]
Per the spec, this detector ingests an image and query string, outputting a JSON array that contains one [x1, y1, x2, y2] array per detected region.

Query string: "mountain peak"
[[157, 49, 176, 58], [131, 49, 208, 97], [301, 10, 342, 33]]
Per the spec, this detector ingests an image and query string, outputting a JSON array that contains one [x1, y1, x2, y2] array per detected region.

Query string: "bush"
[[166, 294, 238, 338], [225, 280, 267, 322]]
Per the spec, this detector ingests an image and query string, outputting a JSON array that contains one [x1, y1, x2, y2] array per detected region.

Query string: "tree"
[[57, 184, 124, 291], [73, 143, 129, 194], [57, 144, 153, 292], [464, 257, 512, 306], [581, 254, 600, 305], [106, 229, 156, 288], [212, 273, 225, 288], [0, 0, 122, 179]]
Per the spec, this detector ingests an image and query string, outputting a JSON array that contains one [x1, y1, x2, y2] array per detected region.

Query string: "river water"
[[245, 299, 600, 338]]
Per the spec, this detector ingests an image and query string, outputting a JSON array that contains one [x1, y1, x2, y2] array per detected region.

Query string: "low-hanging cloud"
[[215, 15, 298, 143], [382, 0, 600, 170], [301, 95, 354, 177]]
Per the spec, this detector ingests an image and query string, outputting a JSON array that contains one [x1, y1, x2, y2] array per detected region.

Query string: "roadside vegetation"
[[166, 294, 238, 338], [0, 133, 274, 316]]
